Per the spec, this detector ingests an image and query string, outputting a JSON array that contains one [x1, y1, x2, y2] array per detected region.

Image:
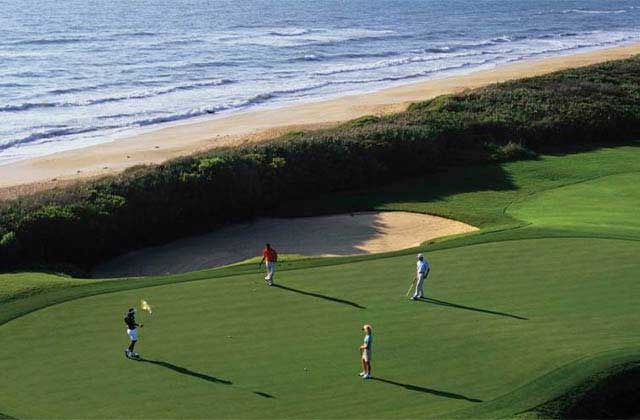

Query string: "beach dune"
[[1, 43, 639, 201]]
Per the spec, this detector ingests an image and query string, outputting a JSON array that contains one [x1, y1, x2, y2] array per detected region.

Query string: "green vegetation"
[[526, 357, 640, 419], [2, 56, 640, 270], [0, 145, 639, 418], [0, 272, 100, 305]]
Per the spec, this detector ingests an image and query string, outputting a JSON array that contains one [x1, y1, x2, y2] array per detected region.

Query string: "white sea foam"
[[562, 9, 628, 15], [216, 27, 398, 47]]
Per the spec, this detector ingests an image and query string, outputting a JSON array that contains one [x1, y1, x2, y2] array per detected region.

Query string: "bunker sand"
[[93, 211, 477, 278]]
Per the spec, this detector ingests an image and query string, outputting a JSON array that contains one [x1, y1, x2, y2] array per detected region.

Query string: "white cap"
[[417, 253, 424, 259]]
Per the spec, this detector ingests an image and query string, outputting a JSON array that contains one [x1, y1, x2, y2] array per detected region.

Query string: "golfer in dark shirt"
[[124, 308, 143, 359]]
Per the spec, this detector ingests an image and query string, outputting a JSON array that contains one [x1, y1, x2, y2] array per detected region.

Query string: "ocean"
[[1, 0, 639, 164]]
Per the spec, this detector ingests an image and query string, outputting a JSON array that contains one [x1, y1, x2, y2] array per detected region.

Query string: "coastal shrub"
[[2, 56, 640, 271], [348, 115, 382, 127], [0, 231, 18, 261], [486, 141, 537, 162]]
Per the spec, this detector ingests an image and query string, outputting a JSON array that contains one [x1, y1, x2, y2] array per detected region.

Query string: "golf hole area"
[[93, 211, 477, 278]]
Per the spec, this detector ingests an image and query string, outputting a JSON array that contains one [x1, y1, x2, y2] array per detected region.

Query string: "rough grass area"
[[1, 145, 639, 418]]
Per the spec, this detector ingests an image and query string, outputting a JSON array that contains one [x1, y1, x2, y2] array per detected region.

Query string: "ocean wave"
[[492, 35, 515, 43], [525, 30, 633, 45], [269, 82, 332, 97], [0, 83, 28, 88], [559, 32, 580, 37], [0, 125, 119, 151], [1, 79, 236, 112], [47, 86, 97, 95], [46, 81, 130, 96], [0, 102, 57, 112], [291, 50, 399, 62], [5, 31, 160, 49], [97, 112, 145, 120], [424, 46, 454, 53], [507, 33, 637, 61], [562, 9, 627, 15], [152, 38, 206, 47], [5, 71, 48, 78], [219, 28, 398, 47], [267, 28, 313, 37], [133, 107, 224, 127], [130, 60, 236, 74], [413, 40, 516, 55], [152, 79, 235, 95], [81, 79, 235, 105], [313, 50, 483, 76], [326, 58, 498, 86], [109, 31, 157, 38], [132, 86, 329, 127], [7, 37, 88, 46], [183, 61, 235, 69]]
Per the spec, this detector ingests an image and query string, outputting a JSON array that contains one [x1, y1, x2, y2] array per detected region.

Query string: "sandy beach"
[[1, 43, 639, 200]]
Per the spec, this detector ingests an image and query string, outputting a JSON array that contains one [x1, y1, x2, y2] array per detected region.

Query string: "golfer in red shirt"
[[259, 243, 278, 286]]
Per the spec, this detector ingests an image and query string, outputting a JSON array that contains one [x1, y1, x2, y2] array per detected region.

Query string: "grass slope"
[[0, 273, 101, 305], [1, 145, 639, 418], [510, 172, 640, 239]]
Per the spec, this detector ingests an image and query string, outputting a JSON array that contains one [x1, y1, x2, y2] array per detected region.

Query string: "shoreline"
[[1, 42, 640, 200]]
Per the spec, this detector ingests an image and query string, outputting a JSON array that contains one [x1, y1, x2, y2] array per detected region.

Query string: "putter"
[[406, 276, 417, 297]]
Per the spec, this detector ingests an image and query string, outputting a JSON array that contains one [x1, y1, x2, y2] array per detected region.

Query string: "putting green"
[[509, 172, 640, 239], [0, 237, 638, 418], [1, 145, 640, 418]]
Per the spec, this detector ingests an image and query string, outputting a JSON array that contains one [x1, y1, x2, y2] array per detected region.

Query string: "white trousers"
[[265, 261, 276, 281], [413, 268, 429, 298]]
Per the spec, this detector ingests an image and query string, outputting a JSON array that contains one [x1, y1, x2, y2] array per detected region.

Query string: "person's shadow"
[[372, 378, 482, 402], [273, 284, 365, 309], [419, 297, 528, 320], [136, 358, 232, 384], [136, 358, 275, 398]]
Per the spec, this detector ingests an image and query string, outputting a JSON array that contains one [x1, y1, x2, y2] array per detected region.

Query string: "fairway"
[[1, 145, 639, 418], [509, 172, 640, 239]]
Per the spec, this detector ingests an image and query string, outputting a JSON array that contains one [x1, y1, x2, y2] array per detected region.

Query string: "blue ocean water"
[[1, 0, 639, 164]]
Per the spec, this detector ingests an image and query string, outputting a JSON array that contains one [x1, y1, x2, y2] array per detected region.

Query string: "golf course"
[[1, 143, 639, 419]]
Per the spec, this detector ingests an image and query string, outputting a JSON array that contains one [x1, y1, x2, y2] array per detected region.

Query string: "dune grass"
[[0, 144, 639, 418]]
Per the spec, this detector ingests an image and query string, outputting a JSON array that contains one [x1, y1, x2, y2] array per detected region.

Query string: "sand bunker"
[[92, 211, 477, 278]]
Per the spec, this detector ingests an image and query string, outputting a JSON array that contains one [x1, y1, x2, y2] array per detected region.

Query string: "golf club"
[[406, 276, 416, 297]]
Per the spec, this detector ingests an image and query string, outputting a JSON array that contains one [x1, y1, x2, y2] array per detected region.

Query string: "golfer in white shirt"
[[411, 253, 430, 300]]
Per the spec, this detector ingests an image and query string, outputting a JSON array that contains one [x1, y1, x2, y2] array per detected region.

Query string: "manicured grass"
[[0, 272, 100, 304], [509, 172, 640, 239], [0, 145, 639, 418], [0, 238, 638, 418]]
